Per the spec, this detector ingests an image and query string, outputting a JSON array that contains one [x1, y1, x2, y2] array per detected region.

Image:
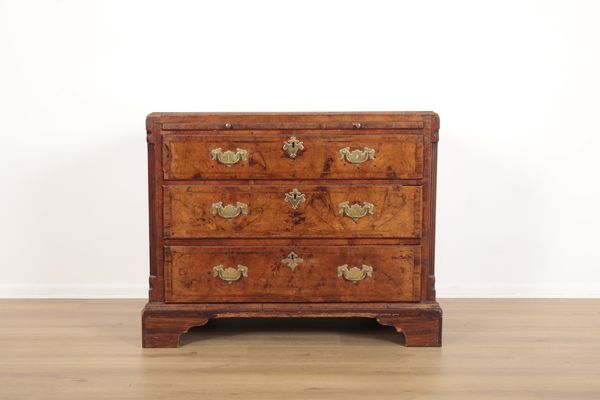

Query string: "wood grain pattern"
[[4, 299, 600, 400], [164, 245, 421, 303], [163, 184, 422, 239], [163, 132, 424, 180]]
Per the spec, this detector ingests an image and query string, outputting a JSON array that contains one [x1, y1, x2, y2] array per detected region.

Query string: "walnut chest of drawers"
[[142, 112, 442, 347]]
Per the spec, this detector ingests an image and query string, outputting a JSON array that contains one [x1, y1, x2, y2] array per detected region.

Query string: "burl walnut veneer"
[[142, 112, 441, 347]]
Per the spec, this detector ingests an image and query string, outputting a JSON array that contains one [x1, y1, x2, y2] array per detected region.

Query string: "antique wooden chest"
[[142, 112, 442, 347]]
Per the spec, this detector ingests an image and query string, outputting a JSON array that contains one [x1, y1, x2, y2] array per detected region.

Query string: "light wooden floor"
[[0, 300, 599, 399]]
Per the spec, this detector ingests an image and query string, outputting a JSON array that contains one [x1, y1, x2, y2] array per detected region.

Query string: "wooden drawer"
[[162, 132, 424, 180], [164, 184, 422, 239], [164, 245, 421, 302]]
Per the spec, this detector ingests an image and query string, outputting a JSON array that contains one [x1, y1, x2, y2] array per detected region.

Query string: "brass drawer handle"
[[213, 264, 248, 283], [338, 264, 373, 284], [283, 136, 304, 158], [212, 201, 249, 219], [338, 201, 374, 222], [210, 147, 248, 166], [284, 188, 306, 210], [339, 147, 375, 164]]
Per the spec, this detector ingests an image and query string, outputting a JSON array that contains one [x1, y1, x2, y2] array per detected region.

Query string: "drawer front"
[[165, 245, 421, 302], [163, 132, 424, 180], [164, 184, 422, 238]]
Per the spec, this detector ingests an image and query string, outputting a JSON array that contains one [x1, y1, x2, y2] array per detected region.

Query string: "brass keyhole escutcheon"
[[284, 188, 306, 210], [282, 251, 304, 270], [283, 137, 304, 158]]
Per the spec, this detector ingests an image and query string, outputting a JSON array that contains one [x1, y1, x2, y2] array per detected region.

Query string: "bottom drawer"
[[164, 245, 421, 302]]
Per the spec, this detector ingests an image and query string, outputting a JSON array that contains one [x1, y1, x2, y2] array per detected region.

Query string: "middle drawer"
[[163, 184, 422, 238]]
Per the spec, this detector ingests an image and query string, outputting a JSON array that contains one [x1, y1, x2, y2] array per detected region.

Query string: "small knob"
[[352, 122, 362, 129], [224, 123, 232, 129]]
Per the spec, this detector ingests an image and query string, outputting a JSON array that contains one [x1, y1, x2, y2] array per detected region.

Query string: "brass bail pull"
[[338, 264, 373, 284]]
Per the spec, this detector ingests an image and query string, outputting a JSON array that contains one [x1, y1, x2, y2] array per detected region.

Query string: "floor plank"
[[0, 299, 598, 399]]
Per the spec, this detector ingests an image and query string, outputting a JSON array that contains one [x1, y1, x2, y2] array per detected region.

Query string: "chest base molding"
[[142, 301, 442, 348]]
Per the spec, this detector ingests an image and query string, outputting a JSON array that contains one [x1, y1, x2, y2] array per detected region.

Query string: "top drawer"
[[162, 131, 424, 180]]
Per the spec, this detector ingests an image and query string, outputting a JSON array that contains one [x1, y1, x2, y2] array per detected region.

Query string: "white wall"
[[1, 0, 599, 298]]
